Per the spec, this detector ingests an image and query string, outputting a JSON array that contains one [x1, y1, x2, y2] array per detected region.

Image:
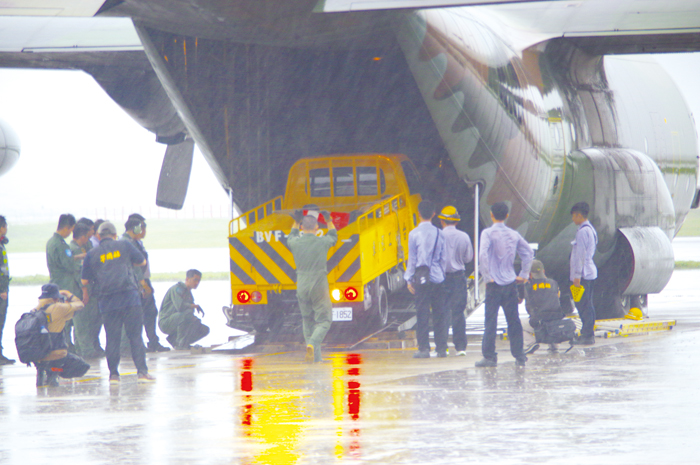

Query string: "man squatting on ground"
[[519, 259, 564, 354], [477, 202, 534, 367], [0, 215, 14, 365], [287, 209, 337, 363], [34, 283, 90, 387], [122, 214, 170, 352], [81, 221, 155, 383], [69, 221, 105, 359], [46, 213, 79, 353], [438, 205, 473, 356], [570, 201, 598, 346], [405, 200, 448, 359], [159, 269, 209, 350]]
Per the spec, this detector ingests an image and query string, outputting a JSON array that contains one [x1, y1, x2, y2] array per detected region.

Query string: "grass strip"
[[10, 272, 230, 286], [674, 261, 700, 269]]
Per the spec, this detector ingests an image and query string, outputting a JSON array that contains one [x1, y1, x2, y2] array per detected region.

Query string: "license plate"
[[332, 307, 353, 321]]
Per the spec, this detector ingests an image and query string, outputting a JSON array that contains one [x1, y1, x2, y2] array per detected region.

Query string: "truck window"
[[401, 160, 421, 195], [333, 167, 355, 197], [380, 169, 386, 194], [310, 168, 331, 197], [357, 166, 377, 196]]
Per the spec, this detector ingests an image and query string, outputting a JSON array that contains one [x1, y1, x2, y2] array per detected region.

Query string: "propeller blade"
[[156, 138, 194, 210]]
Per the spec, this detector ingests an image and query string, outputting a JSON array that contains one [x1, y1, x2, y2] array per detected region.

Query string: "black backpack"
[[14, 305, 53, 365]]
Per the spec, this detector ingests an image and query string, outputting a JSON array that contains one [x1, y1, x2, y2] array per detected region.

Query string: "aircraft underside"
[[0, 1, 698, 319]]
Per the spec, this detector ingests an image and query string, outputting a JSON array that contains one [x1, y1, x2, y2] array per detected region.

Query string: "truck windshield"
[[333, 167, 355, 196], [310, 168, 331, 197], [357, 166, 377, 195]]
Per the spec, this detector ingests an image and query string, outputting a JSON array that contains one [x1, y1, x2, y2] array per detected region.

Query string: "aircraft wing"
[[317, 0, 700, 53], [314, 0, 543, 11], [0, 16, 141, 53]]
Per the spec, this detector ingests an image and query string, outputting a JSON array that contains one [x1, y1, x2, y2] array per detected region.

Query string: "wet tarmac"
[[1, 272, 700, 464]]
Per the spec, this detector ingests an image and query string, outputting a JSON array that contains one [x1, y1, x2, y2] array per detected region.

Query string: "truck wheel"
[[373, 283, 389, 327]]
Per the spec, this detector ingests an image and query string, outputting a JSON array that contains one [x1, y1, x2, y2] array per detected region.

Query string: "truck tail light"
[[331, 288, 342, 302], [237, 290, 251, 303], [251, 291, 262, 303]]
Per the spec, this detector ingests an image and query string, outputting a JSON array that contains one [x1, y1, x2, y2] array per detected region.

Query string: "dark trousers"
[[482, 282, 525, 361], [415, 281, 448, 353], [0, 296, 7, 353], [576, 279, 596, 338], [142, 291, 160, 345], [166, 314, 210, 347], [103, 305, 148, 376], [444, 271, 468, 351], [37, 353, 90, 379]]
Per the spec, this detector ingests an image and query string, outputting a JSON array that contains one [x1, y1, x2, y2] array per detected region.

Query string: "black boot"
[[46, 370, 59, 387], [36, 367, 46, 387]]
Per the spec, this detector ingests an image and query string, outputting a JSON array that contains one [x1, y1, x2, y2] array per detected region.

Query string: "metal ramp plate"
[[594, 318, 676, 338]]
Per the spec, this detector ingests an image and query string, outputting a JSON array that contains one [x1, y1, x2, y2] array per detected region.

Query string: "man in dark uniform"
[[81, 221, 154, 383], [287, 211, 337, 363], [438, 205, 473, 356], [0, 215, 15, 365], [520, 260, 564, 354], [159, 269, 209, 350], [122, 215, 169, 352], [46, 213, 78, 353]]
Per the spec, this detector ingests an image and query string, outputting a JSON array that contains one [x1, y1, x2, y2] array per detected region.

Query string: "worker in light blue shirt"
[[569, 201, 598, 345], [438, 205, 473, 356], [405, 200, 448, 359], [476, 202, 533, 368]]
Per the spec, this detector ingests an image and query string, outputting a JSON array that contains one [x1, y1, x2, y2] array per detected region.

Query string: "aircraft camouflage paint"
[[0, 0, 699, 317]]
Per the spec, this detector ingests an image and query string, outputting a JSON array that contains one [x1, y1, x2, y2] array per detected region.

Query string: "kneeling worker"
[[287, 211, 337, 363], [520, 260, 564, 354], [158, 269, 209, 350], [34, 284, 90, 387]]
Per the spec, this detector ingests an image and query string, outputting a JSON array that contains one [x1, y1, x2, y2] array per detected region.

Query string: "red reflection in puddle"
[[240, 358, 254, 392], [240, 358, 255, 435]]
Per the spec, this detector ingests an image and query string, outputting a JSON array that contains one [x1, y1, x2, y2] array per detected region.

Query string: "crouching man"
[[520, 260, 566, 354], [34, 284, 90, 387], [158, 270, 209, 350]]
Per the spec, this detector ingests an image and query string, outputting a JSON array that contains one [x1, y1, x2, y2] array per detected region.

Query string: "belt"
[[445, 270, 465, 276]]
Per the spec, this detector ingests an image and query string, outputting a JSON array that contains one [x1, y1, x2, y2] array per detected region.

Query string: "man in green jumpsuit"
[[0, 216, 15, 365], [158, 269, 209, 350], [46, 213, 78, 353], [287, 212, 337, 363], [70, 222, 103, 358]]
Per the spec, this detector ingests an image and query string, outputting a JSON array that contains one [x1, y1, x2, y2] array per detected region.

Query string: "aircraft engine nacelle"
[[0, 118, 20, 177], [570, 147, 676, 317]]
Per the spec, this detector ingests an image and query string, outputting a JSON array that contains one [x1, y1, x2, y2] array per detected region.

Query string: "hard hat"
[[438, 205, 460, 222], [625, 307, 644, 321]]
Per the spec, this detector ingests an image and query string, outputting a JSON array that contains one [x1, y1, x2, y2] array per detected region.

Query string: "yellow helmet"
[[625, 307, 644, 321], [438, 205, 460, 222]]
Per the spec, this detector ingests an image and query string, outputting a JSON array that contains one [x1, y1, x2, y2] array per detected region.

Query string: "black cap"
[[39, 283, 60, 300]]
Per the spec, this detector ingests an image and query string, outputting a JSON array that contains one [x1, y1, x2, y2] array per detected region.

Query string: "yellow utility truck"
[[223, 153, 423, 336]]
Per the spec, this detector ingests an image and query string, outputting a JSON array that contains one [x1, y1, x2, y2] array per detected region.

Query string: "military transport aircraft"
[[0, 0, 699, 318]]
